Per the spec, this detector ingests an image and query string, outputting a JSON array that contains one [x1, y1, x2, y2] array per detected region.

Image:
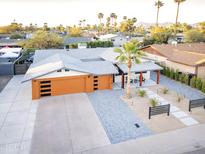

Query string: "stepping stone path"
[[140, 88, 199, 126]]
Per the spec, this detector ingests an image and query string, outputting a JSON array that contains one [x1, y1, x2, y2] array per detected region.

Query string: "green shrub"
[[69, 43, 78, 49], [150, 98, 158, 107], [184, 74, 189, 85], [201, 80, 205, 93], [175, 69, 180, 81], [166, 67, 170, 77], [196, 78, 202, 90], [162, 66, 166, 75], [87, 41, 113, 48], [170, 69, 175, 79], [138, 90, 146, 97], [179, 73, 186, 84], [190, 76, 197, 88]]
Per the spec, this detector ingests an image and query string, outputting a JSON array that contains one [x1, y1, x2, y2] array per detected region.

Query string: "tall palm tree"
[[174, 0, 186, 25], [98, 13, 104, 24], [110, 13, 116, 26], [114, 41, 144, 98], [155, 0, 164, 26]]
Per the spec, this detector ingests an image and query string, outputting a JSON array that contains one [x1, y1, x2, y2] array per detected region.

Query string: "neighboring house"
[[23, 48, 162, 100], [0, 47, 23, 75], [0, 39, 23, 48], [0, 47, 22, 61], [64, 37, 93, 49], [142, 43, 205, 78]]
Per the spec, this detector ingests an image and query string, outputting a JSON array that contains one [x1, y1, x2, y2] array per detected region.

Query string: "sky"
[[0, 0, 204, 27]]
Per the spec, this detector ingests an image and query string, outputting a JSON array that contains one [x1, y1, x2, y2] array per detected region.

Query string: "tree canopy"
[[19, 30, 63, 49], [184, 30, 205, 43]]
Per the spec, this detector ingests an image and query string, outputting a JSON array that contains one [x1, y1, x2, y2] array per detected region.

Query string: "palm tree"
[[174, 0, 186, 25], [98, 13, 104, 24], [174, 0, 186, 34], [110, 13, 116, 26], [155, 0, 164, 26], [114, 41, 144, 98]]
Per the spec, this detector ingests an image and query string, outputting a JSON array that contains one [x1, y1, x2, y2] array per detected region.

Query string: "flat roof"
[[117, 62, 163, 73]]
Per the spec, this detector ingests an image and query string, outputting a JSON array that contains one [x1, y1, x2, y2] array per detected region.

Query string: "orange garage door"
[[51, 76, 86, 96]]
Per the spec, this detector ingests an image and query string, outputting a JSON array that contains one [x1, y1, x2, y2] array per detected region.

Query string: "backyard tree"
[[19, 30, 63, 49], [184, 30, 205, 43], [114, 41, 144, 98], [155, 0, 164, 26]]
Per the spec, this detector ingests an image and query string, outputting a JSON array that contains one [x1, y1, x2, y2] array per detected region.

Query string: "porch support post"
[[139, 72, 143, 87], [157, 70, 160, 84], [121, 73, 125, 89]]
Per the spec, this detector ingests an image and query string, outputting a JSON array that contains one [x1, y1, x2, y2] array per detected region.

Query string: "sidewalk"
[[83, 124, 205, 154]]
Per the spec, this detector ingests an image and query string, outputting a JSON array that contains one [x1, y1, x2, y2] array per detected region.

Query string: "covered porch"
[[113, 62, 162, 89]]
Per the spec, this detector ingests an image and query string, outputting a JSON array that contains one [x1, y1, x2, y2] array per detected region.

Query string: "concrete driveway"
[[0, 76, 110, 154], [30, 93, 110, 154]]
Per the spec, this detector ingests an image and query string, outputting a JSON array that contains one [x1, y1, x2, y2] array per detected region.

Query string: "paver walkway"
[[151, 72, 205, 100], [142, 88, 199, 126], [88, 90, 152, 144]]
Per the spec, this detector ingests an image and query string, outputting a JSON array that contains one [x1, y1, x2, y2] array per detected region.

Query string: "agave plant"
[[150, 98, 158, 107]]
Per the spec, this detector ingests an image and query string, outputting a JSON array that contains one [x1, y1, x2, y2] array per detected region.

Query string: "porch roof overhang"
[[117, 62, 163, 74]]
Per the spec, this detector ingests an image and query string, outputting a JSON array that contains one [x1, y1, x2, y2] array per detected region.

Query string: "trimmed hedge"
[[87, 41, 114, 48]]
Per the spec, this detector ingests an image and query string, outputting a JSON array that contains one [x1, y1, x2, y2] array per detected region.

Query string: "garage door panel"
[[51, 77, 86, 95]]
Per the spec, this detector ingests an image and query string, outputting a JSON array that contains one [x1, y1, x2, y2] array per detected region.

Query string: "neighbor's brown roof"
[[142, 43, 205, 66]]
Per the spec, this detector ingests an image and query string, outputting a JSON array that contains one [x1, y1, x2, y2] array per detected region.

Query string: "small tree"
[[115, 41, 144, 98], [196, 78, 202, 90], [190, 76, 197, 88]]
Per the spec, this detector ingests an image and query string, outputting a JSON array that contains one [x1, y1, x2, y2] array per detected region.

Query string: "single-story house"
[[64, 37, 93, 49], [23, 48, 162, 99], [0, 39, 23, 48], [142, 43, 205, 79]]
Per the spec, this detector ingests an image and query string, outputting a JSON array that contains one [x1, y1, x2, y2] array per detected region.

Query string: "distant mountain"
[[136, 22, 173, 28]]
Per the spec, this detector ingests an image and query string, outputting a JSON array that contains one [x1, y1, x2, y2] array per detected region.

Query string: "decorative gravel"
[[87, 90, 152, 144], [151, 72, 205, 100]]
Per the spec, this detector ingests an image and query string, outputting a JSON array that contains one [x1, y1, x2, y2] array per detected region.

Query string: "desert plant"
[[201, 80, 205, 93], [150, 98, 158, 107], [196, 78, 202, 90], [190, 76, 196, 88], [161, 87, 169, 94], [138, 89, 146, 97], [176, 93, 183, 102]]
